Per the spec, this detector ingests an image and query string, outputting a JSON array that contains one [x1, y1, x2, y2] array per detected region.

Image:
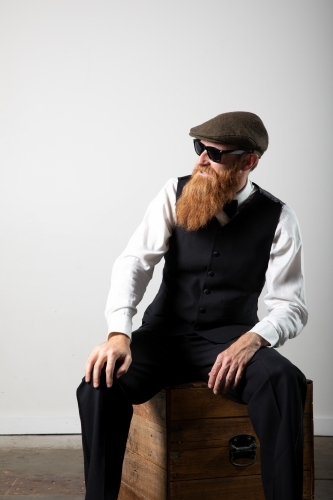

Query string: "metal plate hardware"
[[229, 434, 257, 467]]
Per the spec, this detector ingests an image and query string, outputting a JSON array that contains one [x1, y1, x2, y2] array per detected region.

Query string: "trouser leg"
[[77, 375, 133, 500], [183, 334, 307, 500], [77, 329, 194, 500], [240, 348, 307, 500]]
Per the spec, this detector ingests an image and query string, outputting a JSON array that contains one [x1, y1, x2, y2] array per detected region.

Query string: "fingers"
[[210, 364, 239, 394], [90, 350, 120, 388], [208, 356, 222, 391], [85, 347, 99, 383], [212, 364, 237, 394], [115, 354, 132, 380], [84, 345, 113, 388], [232, 365, 244, 390], [84, 335, 132, 389], [104, 355, 116, 388], [208, 348, 248, 395], [208, 351, 232, 394]]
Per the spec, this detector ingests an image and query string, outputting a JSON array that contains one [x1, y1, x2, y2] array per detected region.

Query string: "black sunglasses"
[[193, 139, 251, 163]]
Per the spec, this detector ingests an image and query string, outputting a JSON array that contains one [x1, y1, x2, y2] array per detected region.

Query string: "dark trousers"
[[77, 327, 307, 500]]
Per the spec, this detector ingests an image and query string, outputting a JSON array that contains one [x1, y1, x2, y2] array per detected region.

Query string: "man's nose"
[[198, 150, 210, 165]]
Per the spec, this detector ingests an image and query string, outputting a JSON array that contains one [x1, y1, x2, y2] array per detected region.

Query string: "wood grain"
[[126, 414, 167, 469], [169, 388, 249, 420], [169, 471, 313, 500], [170, 416, 259, 449], [133, 390, 166, 426], [121, 448, 167, 500]]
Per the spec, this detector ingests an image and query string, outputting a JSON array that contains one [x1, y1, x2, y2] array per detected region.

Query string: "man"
[[77, 111, 308, 500]]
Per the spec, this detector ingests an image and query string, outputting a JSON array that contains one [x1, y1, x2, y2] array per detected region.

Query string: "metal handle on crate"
[[229, 434, 257, 467]]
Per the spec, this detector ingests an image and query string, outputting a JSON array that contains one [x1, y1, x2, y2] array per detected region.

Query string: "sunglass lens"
[[194, 140, 221, 162], [207, 147, 220, 163], [194, 140, 204, 156]]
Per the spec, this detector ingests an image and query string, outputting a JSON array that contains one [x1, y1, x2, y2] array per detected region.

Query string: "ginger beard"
[[176, 162, 242, 231]]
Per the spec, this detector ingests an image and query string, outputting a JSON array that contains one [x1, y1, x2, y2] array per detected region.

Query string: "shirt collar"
[[234, 179, 255, 206]]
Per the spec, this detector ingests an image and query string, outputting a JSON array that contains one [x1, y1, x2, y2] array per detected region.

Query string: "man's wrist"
[[245, 331, 270, 348], [107, 331, 131, 342]]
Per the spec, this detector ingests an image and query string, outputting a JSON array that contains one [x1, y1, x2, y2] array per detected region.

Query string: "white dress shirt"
[[105, 178, 308, 348]]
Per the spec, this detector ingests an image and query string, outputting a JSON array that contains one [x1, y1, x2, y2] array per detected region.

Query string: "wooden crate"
[[119, 380, 314, 500]]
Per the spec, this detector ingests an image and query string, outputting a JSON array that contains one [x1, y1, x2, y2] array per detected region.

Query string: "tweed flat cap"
[[189, 111, 269, 156]]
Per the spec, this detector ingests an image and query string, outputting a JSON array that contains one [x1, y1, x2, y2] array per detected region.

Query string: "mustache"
[[192, 164, 219, 178], [195, 164, 214, 172], [193, 163, 237, 177]]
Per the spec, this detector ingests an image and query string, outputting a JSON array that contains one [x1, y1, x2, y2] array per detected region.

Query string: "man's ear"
[[242, 153, 259, 171]]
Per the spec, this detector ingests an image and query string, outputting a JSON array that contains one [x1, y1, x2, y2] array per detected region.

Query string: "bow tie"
[[223, 200, 238, 219]]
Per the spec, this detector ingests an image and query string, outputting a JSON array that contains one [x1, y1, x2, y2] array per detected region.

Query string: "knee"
[[269, 356, 299, 381], [272, 358, 304, 388], [252, 350, 306, 394]]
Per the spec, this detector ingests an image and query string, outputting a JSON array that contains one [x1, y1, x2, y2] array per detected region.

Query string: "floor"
[[0, 435, 332, 499]]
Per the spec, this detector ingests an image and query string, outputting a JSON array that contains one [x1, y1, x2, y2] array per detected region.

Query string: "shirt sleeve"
[[105, 178, 177, 339], [250, 204, 308, 347]]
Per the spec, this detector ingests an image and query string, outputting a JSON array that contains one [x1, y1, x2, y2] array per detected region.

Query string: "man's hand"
[[85, 332, 132, 388], [208, 332, 269, 394]]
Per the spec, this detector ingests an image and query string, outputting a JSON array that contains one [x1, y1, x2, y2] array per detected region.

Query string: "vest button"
[[213, 251, 220, 257], [199, 308, 206, 313], [208, 271, 214, 277], [204, 289, 210, 294]]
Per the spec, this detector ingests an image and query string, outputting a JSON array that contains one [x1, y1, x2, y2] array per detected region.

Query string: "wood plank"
[[169, 388, 249, 420], [303, 468, 314, 500], [169, 382, 313, 421], [133, 390, 166, 426], [169, 474, 265, 500], [119, 474, 313, 500], [126, 414, 167, 469], [169, 471, 312, 500], [118, 480, 147, 500], [169, 446, 262, 480], [304, 381, 313, 415], [170, 416, 311, 447], [170, 416, 259, 450], [121, 448, 167, 500], [303, 416, 313, 471]]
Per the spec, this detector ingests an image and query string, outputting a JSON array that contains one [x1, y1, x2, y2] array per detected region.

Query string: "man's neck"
[[235, 178, 255, 206]]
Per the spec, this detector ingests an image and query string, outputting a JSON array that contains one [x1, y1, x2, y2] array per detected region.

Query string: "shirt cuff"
[[250, 320, 280, 348], [106, 310, 133, 340]]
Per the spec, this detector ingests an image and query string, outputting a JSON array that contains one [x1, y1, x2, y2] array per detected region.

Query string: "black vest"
[[142, 176, 284, 342]]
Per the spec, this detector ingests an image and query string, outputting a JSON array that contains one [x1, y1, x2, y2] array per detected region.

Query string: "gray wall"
[[0, 0, 332, 435]]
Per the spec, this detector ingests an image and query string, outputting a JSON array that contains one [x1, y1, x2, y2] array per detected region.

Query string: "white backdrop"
[[0, 0, 332, 435]]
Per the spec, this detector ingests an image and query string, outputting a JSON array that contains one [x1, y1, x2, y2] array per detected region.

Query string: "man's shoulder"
[[253, 183, 301, 233], [253, 182, 284, 206], [252, 183, 299, 228]]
